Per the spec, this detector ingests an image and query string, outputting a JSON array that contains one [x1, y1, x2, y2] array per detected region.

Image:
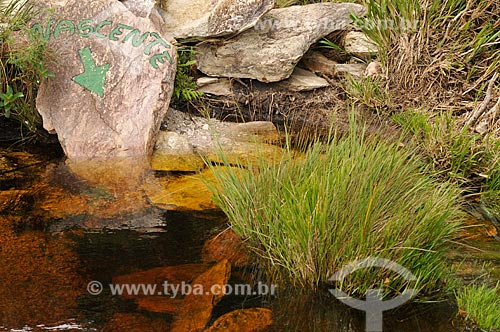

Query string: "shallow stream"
[[0, 143, 498, 332]]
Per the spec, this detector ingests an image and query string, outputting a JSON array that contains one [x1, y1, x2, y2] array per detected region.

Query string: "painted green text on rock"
[[32, 18, 173, 70], [72, 47, 110, 97]]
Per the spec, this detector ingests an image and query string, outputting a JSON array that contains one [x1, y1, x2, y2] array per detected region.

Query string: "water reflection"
[[271, 293, 462, 332]]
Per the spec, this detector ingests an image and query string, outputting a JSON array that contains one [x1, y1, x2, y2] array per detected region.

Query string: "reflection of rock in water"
[[271, 292, 461, 332], [0, 217, 84, 328], [36, 159, 170, 231], [48, 206, 167, 231]]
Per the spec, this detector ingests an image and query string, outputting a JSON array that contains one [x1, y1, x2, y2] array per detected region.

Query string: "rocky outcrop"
[[196, 3, 366, 82], [302, 51, 337, 78], [159, 0, 275, 40], [198, 78, 233, 96], [151, 109, 281, 172], [34, 0, 176, 161]]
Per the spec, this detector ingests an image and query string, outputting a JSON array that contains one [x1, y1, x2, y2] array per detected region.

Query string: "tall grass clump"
[[0, 0, 51, 132], [456, 283, 500, 331], [207, 123, 463, 296]]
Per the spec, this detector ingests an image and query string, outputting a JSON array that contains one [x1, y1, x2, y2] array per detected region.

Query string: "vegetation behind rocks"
[[0, 0, 51, 133]]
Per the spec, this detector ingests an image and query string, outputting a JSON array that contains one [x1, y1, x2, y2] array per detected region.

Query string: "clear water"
[[0, 144, 496, 332]]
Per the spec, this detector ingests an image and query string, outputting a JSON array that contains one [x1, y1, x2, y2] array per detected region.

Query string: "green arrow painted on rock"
[[72, 47, 110, 97]]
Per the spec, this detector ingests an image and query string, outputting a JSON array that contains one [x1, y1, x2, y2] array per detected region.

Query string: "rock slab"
[[152, 109, 281, 172], [276, 67, 330, 91], [196, 3, 366, 82], [343, 31, 378, 58], [34, 0, 176, 161], [159, 0, 275, 39]]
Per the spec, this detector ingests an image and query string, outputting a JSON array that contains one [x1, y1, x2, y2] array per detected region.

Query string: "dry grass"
[[356, 0, 500, 112]]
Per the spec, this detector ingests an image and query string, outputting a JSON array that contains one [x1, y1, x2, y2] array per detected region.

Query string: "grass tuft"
[[206, 120, 463, 296], [456, 283, 500, 331], [0, 0, 51, 132]]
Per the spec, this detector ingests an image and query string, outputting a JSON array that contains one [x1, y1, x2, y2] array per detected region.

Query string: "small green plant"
[[392, 110, 500, 221], [317, 38, 346, 54], [173, 46, 204, 103], [0, 0, 51, 132], [206, 119, 463, 296], [345, 75, 390, 110], [392, 111, 500, 182], [0, 85, 24, 118], [456, 283, 500, 331]]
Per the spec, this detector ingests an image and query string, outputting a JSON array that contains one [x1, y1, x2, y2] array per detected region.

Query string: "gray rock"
[[155, 131, 193, 154], [151, 131, 205, 172], [198, 78, 233, 96], [343, 31, 378, 59], [34, 0, 176, 161], [120, 0, 155, 17], [152, 109, 282, 171], [196, 3, 366, 82], [364, 60, 383, 77], [196, 77, 220, 87], [276, 67, 330, 91], [159, 0, 275, 39], [334, 63, 367, 77]]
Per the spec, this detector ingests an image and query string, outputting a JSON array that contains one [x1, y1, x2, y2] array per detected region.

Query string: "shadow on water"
[[0, 141, 495, 331]]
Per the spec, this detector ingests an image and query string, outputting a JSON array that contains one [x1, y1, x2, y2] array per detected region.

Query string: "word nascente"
[[31, 18, 173, 69]]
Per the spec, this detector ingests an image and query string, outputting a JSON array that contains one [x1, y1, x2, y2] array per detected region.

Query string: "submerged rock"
[[0, 222, 83, 327], [159, 0, 275, 39], [147, 167, 236, 211], [113, 263, 211, 314], [113, 263, 212, 297], [205, 308, 273, 332], [103, 313, 170, 332], [34, 0, 176, 161], [202, 229, 253, 268], [196, 3, 366, 82], [171, 259, 231, 332]]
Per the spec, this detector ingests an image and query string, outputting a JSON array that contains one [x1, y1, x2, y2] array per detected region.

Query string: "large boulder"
[[159, 0, 275, 40], [196, 3, 366, 82], [34, 0, 176, 161]]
